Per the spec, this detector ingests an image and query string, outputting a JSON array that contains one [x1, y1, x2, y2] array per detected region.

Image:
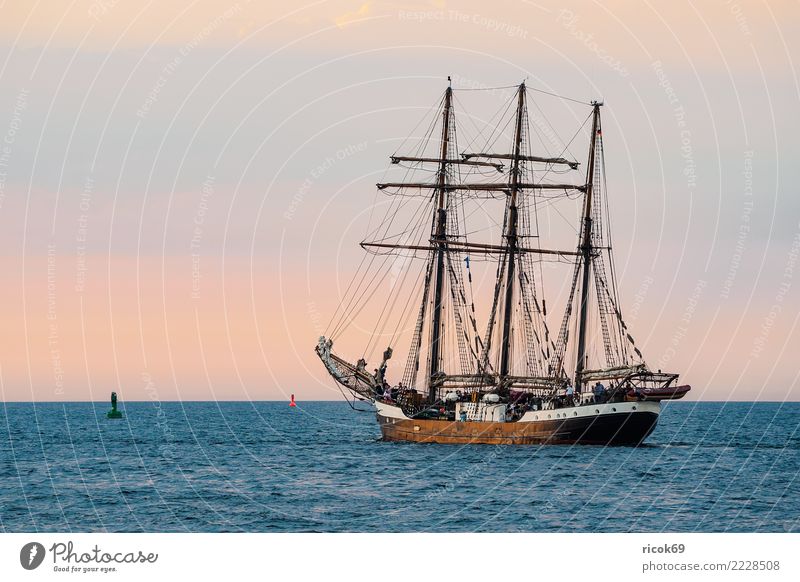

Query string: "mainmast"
[[499, 83, 526, 379], [427, 84, 453, 402], [574, 101, 602, 388]]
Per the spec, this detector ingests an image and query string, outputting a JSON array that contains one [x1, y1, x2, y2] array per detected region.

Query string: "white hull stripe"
[[373, 400, 660, 422]]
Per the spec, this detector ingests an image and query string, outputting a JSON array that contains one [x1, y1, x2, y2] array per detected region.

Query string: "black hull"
[[547, 411, 659, 446]]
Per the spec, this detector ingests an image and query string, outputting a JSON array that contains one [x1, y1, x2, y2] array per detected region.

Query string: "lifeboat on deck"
[[627, 384, 691, 402]]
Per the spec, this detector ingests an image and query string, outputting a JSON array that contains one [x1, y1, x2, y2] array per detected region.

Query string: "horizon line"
[[2, 399, 799, 404]]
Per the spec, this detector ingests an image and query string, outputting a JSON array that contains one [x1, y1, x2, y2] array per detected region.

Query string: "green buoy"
[[107, 391, 123, 419]]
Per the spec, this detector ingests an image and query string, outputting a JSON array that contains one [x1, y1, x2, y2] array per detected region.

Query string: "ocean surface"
[[0, 401, 798, 532]]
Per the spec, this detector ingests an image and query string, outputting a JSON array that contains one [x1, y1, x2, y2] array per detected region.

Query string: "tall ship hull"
[[375, 400, 659, 446], [314, 79, 689, 446]]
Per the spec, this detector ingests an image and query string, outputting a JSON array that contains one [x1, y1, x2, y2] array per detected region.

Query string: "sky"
[[0, 0, 798, 402]]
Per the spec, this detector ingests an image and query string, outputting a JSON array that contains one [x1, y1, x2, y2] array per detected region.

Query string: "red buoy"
[[289, 394, 297, 407]]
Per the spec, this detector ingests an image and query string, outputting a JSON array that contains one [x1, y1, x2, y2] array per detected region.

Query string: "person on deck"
[[566, 383, 575, 406], [593, 382, 606, 403]]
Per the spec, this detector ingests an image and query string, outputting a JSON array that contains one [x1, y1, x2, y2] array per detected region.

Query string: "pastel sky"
[[0, 0, 798, 402]]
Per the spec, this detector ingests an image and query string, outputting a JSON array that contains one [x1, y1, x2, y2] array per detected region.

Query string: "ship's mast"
[[427, 84, 453, 402], [499, 83, 526, 379], [574, 101, 602, 388]]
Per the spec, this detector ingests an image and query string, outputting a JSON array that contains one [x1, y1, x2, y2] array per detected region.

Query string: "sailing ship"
[[315, 80, 689, 445]]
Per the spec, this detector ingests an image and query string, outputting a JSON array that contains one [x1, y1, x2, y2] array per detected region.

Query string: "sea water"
[[0, 401, 798, 532]]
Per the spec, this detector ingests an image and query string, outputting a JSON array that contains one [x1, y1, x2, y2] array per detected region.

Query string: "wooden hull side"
[[377, 407, 659, 446]]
